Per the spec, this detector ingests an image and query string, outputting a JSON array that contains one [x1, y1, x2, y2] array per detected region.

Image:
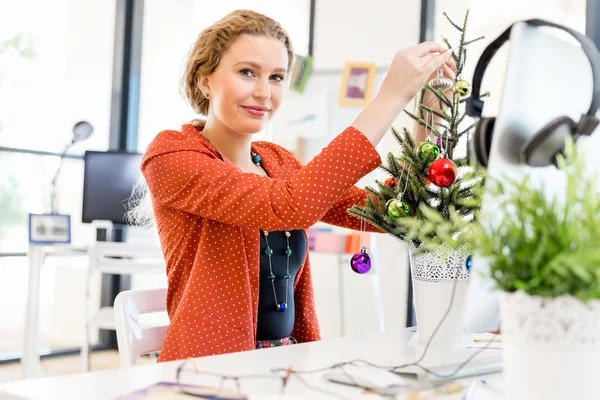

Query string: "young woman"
[[135, 9, 455, 362]]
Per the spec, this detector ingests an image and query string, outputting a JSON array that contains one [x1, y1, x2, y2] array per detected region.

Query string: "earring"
[[204, 93, 210, 98]]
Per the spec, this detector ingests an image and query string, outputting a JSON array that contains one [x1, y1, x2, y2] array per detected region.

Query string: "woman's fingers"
[[421, 50, 453, 76], [413, 41, 449, 57], [440, 62, 456, 80]]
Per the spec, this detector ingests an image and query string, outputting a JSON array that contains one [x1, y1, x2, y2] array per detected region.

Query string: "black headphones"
[[466, 19, 600, 167]]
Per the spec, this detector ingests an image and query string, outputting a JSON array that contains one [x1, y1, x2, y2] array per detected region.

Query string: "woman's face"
[[203, 34, 289, 135]]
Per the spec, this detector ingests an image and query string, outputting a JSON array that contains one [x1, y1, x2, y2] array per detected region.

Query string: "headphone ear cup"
[[521, 116, 577, 167], [468, 117, 495, 167]]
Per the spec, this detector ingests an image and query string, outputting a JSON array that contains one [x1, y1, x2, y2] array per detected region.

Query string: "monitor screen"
[[82, 150, 143, 225]]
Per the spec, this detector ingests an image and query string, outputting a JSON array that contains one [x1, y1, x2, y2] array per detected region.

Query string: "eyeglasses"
[[175, 359, 290, 399]]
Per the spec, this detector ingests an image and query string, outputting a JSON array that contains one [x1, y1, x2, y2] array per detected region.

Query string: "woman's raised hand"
[[377, 42, 453, 107], [351, 42, 452, 147]]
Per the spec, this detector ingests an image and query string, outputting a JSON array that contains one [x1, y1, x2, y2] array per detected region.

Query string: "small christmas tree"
[[348, 10, 488, 249]]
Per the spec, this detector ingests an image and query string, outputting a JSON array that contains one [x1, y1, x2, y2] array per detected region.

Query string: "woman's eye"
[[240, 69, 255, 77], [270, 74, 285, 82]]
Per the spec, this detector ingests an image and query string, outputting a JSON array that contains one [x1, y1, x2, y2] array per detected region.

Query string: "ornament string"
[[425, 110, 432, 142], [359, 213, 365, 250], [397, 161, 412, 201]]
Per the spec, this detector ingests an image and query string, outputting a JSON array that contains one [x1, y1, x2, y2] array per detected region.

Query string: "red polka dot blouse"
[[142, 124, 382, 362]]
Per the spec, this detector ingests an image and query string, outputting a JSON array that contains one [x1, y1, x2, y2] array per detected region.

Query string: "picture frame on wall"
[[290, 55, 313, 93], [338, 62, 376, 107]]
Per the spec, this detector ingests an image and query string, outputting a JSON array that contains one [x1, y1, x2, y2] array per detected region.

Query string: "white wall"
[[312, 0, 421, 70]]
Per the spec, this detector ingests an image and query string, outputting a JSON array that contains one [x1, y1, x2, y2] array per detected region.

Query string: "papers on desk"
[[324, 365, 407, 390], [323, 365, 468, 397], [474, 332, 501, 342], [323, 355, 503, 396], [396, 356, 503, 382]]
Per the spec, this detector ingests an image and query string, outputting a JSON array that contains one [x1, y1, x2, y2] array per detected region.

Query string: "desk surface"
[[0, 329, 504, 400]]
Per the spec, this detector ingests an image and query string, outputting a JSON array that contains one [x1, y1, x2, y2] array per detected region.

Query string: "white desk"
[[3, 329, 504, 400], [23, 243, 165, 379]]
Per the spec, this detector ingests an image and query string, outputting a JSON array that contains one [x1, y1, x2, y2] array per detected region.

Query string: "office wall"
[[312, 0, 420, 70]]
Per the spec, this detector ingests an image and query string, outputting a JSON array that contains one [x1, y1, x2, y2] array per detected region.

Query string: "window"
[[0, 0, 115, 360]]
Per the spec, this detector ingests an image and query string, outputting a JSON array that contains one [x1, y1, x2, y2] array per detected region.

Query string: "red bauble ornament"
[[428, 158, 457, 187], [384, 177, 397, 188]]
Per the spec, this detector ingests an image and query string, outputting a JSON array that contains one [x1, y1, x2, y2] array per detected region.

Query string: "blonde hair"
[[127, 10, 295, 227], [181, 9, 295, 117]]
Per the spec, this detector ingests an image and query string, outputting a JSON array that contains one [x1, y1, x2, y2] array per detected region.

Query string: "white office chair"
[[81, 242, 166, 371], [113, 288, 169, 368]]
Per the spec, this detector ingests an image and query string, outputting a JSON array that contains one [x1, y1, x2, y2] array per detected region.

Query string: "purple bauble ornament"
[[350, 247, 372, 274], [436, 138, 441, 147]]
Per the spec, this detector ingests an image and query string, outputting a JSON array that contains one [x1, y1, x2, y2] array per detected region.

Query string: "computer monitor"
[[463, 22, 600, 332], [82, 150, 144, 225]]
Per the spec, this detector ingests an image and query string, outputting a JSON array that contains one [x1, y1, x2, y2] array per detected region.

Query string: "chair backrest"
[[114, 288, 169, 368]]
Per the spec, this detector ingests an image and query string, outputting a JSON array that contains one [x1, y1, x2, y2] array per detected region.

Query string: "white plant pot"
[[409, 244, 473, 348], [500, 291, 600, 400]]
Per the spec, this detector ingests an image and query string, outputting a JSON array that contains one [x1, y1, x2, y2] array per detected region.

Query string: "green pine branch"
[[456, 10, 469, 76], [418, 104, 450, 121], [443, 12, 463, 32], [465, 35, 485, 46], [459, 122, 478, 136], [403, 109, 421, 124], [423, 83, 452, 107], [441, 36, 453, 50], [418, 88, 427, 120]]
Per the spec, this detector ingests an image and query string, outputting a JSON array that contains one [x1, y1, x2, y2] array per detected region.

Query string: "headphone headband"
[[466, 19, 600, 135]]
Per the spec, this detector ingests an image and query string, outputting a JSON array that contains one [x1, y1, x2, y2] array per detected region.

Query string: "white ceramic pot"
[[409, 244, 473, 348], [500, 290, 600, 400]]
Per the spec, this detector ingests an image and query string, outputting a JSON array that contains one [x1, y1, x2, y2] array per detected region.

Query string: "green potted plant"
[[401, 137, 600, 400]]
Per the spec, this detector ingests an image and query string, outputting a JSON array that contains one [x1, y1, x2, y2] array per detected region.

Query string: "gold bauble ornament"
[[454, 80, 471, 97]]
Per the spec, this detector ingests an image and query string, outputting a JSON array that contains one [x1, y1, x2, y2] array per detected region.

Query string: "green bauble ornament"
[[386, 199, 409, 220], [454, 80, 471, 97], [398, 200, 409, 215], [417, 141, 439, 164]]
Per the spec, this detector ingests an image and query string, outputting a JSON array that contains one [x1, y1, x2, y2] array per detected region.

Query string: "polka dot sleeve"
[[319, 186, 384, 232], [142, 126, 381, 231]]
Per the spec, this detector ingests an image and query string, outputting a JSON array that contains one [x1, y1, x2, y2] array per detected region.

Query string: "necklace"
[[251, 151, 261, 166], [252, 150, 290, 312], [201, 134, 291, 310], [262, 230, 292, 312]]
